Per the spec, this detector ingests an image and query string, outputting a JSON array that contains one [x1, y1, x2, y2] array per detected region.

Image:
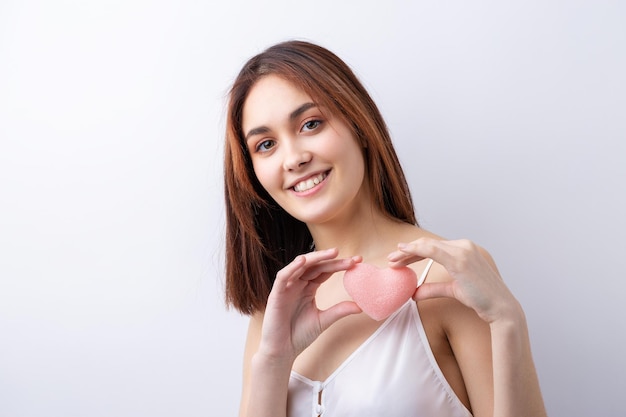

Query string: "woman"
[[224, 40, 546, 417]]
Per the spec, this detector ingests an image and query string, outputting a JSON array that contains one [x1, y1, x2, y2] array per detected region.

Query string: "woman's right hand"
[[257, 248, 362, 364]]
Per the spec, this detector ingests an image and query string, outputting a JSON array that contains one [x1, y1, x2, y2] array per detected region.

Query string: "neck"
[[307, 204, 410, 263]]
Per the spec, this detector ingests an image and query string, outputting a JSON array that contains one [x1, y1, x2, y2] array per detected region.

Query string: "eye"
[[301, 119, 322, 132], [254, 139, 276, 153]]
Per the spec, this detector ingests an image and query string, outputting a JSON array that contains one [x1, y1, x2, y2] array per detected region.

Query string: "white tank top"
[[287, 261, 472, 417]]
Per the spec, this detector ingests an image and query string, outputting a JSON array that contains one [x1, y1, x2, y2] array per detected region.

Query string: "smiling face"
[[242, 75, 369, 226]]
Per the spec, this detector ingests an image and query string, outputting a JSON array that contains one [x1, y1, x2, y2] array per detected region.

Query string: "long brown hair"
[[224, 40, 417, 314]]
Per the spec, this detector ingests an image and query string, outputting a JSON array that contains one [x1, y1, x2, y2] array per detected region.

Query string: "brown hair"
[[224, 40, 417, 314]]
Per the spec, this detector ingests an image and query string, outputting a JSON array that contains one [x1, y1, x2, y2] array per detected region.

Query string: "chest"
[[292, 273, 452, 382], [292, 311, 382, 381], [287, 301, 472, 417]]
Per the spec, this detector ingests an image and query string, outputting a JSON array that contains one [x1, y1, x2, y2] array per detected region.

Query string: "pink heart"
[[343, 263, 417, 321]]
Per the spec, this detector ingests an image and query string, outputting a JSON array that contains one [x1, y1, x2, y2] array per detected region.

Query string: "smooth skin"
[[238, 75, 546, 417]]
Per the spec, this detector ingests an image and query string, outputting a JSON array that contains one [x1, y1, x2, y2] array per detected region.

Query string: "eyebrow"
[[244, 102, 318, 141]]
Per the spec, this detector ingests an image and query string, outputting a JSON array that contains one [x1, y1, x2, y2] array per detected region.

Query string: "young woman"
[[224, 40, 546, 417]]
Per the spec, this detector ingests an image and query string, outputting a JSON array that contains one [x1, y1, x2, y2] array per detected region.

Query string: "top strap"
[[417, 259, 435, 287]]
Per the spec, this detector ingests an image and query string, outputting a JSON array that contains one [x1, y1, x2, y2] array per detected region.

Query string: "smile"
[[293, 172, 328, 192]]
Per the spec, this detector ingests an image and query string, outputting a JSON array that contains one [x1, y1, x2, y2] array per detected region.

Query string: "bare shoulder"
[[396, 224, 442, 243]]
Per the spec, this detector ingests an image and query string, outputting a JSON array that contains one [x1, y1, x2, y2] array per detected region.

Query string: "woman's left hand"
[[387, 237, 522, 324]]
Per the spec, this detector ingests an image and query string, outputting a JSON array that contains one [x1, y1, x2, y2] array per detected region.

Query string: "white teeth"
[[294, 172, 327, 192]]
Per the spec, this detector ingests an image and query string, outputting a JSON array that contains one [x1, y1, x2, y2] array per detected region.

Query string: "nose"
[[282, 142, 312, 171]]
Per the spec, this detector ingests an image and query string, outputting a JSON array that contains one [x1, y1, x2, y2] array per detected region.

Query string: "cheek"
[[354, 158, 366, 187], [346, 151, 368, 192], [252, 159, 278, 192], [342, 146, 366, 178]]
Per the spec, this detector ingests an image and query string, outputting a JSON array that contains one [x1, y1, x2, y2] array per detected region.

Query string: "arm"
[[238, 248, 361, 417], [489, 306, 545, 417], [388, 238, 547, 417]]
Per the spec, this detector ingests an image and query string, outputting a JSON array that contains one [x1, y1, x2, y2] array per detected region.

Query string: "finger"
[[301, 257, 362, 294], [302, 257, 358, 282], [275, 248, 340, 287], [387, 252, 425, 267], [318, 301, 362, 331], [412, 282, 456, 302], [272, 255, 306, 292], [350, 255, 363, 264], [395, 238, 462, 269], [307, 271, 336, 287]]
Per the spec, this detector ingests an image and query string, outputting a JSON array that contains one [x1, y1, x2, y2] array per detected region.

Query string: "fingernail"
[[397, 243, 408, 249]]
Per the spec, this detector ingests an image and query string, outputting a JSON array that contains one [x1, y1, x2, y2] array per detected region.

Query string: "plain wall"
[[1, 1, 624, 416]]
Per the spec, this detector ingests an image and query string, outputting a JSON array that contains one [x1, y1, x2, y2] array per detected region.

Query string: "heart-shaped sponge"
[[343, 263, 417, 321]]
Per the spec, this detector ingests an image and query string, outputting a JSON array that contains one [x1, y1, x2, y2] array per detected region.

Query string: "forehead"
[[242, 75, 313, 132]]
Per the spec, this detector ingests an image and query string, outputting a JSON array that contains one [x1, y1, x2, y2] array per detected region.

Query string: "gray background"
[[1, 1, 624, 416]]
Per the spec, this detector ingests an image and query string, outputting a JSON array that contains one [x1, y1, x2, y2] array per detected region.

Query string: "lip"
[[286, 170, 331, 191]]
